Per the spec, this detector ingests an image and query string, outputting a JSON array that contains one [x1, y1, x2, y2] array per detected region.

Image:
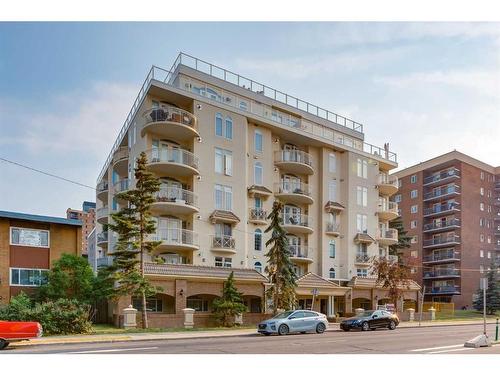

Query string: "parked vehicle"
[[258, 310, 328, 336], [0, 321, 43, 349], [340, 309, 399, 332]]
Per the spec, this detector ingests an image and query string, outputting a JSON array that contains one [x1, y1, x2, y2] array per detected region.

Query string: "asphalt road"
[[4, 324, 500, 354]]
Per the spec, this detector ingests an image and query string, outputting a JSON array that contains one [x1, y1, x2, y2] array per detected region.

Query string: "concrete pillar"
[[345, 291, 352, 314], [429, 307, 436, 320], [234, 313, 243, 326], [355, 308, 364, 316], [327, 296, 335, 318], [407, 308, 415, 322], [123, 305, 137, 329], [183, 308, 195, 329], [175, 279, 187, 314]]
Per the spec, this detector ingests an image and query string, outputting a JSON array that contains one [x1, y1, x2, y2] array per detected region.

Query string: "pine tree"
[[389, 217, 412, 256], [212, 272, 247, 327], [371, 257, 410, 312], [106, 151, 161, 328], [472, 264, 500, 315], [264, 200, 297, 314]]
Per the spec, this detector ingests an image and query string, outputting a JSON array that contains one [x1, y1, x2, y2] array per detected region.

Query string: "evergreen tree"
[[389, 217, 412, 256], [106, 151, 161, 328], [371, 257, 410, 312], [212, 272, 247, 327], [264, 200, 297, 314], [472, 264, 500, 315]]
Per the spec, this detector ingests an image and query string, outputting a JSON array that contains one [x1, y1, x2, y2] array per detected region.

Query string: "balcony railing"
[[96, 206, 109, 219], [288, 246, 312, 259], [424, 202, 460, 216], [97, 257, 113, 268], [377, 228, 398, 241], [275, 181, 312, 197], [114, 179, 131, 194], [326, 222, 340, 233], [143, 105, 197, 129], [423, 235, 460, 247], [97, 181, 109, 193], [424, 185, 460, 200], [211, 235, 236, 250], [423, 218, 461, 232], [274, 150, 313, 167], [423, 168, 460, 185], [378, 200, 399, 213], [281, 213, 313, 228], [249, 208, 267, 222], [423, 269, 460, 278], [423, 251, 460, 263], [113, 146, 128, 165], [152, 229, 199, 247], [378, 174, 398, 187], [428, 285, 460, 294], [97, 231, 108, 243], [154, 187, 198, 208], [355, 254, 371, 263], [145, 148, 199, 170]]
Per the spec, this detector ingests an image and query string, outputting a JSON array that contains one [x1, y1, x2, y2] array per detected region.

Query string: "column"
[[327, 295, 335, 318]]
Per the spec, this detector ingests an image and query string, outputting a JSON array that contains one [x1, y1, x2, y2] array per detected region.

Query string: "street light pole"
[[483, 284, 487, 336]]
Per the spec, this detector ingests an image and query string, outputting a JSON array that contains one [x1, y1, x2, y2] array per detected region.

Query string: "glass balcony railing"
[[423, 251, 460, 262], [423, 269, 460, 278], [423, 168, 460, 185], [145, 148, 199, 171], [274, 150, 313, 167], [97, 181, 109, 193], [154, 187, 198, 208], [151, 229, 199, 248], [112, 146, 128, 165], [424, 202, 460, 216], [142, 105, 197, 129], [289, 246, 313, 259], [423, 235, 460, 247], [424, 185, 460, 200], [428, 285, 460, 294], [275, 181, 312, 197], [280, 213, 313, 228], [423, 218, 461, 231], [113, 179, 131, 194]]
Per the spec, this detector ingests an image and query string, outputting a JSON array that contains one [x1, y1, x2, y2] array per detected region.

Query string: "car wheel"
[[316, 323, 326, 334], [361, 322, 370, 331], [388, 321, 396, 330], [0, 339, 8, 350], [278, 324, 289, 336], [342, 327, 350, 332]]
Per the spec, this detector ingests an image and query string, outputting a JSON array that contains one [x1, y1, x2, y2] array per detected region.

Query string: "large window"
[[215, 148, 233, 176], [10, 268, 48, 287], [254, 229, 262, 251], [215, 256, 232, 268], [187, 297, 210, 312], [254, 162, 263, 185], [357, 159, 368, 179], [214, 184, 233, 210], [356, 186, 368, 207], [328, 153, 336, 173], [225, 117, 233, 139], [329, 240, 336, 258], [328, 180, 337, 201], [255, 130, 263, 152], [215, 113, 223, 136], [132, 297, 163, 312], [10, 227, 49, 247], [356, 214, 368, 233], [215, 114, 233, 139]]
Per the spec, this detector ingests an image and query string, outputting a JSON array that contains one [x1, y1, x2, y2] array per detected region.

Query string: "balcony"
[[150, 187, 199, 215], [494, 182, 500, 191], [423, 184, 460, 202], [97, 180, 109, 202], [377, 201, 399, 221], [423, 168, 460, 186], [423, 269, 460, 279], [96, 256, 113, 269], [377, 174, 398, 196], [96, 206, 109, 224], [274, 181, 314, 205], [249, 208, 267, 225], [377, 228, 398, 246], [378, 254, 398, 263], [112, 146, 129, 175], [281, 214, 313, 235], [289, 246, 314, 264], [423, 251, 460, 264], [210, 235, 237, 254], [494, 198, 500, 207], [141, 106, 199, 141], [423, 202, 460, 217], [325, 222, 340, 236], [113, 178, 131, 204], [97, 231, 109, 248], [355, 254, 372, 265], [427, 285, 461, 294], [423, 218, 461, 233], [150, 229, 199, 254], [145, 148, 199, 177], [274, 150, 313, 175], [423, 235, 460, 249]]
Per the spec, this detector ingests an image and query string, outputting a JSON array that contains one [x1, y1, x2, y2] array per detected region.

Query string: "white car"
[[258, 310, 328, 336]]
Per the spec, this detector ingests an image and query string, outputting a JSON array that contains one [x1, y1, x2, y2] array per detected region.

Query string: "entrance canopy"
[[295, 272, 350, 297]]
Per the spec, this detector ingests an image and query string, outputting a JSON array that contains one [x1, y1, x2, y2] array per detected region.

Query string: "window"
[[410, 175, 417, 183], [357, 186, 368, 207], [254, 196, 262, 209], [411, 205, 418, 214], [411, 236, 418, 244], [398, 179, 402, 188], [254, 262, 262, 273], [10, 227, 49, 247], [214, 184, 232, 210], [479, 218, 485, 227], [328, 153, 336, 173], [187, 297, 210, 312], [254, 229, 262, 251], [255, 130, 263, 152], [357, 159, 368, 179], [480, 265, 484, 274], [480, 234, 485, 243], [480, 203, 485, 211], [394, 194, 402, 203], [410, 220, 417, 229], [132, 298, 163, 312], [329, 240, 336, 258], [215, 113, 223, 136], [410, 250, 418, 258], [215, 148, 232, 176], [329, 180, 337, 201], [225, 117, 233, 139], [480, 171, 484, 180], [480, 187, 484, 196], [488, 251, 491, 259], [356, 214, 368, 233], [215, 257, 232, 268], [254, 162, 263, 185], [411, 190, 418, 199], [487, 236, 491, 244], [10, 268, 48, 286], [329, 268, 336, 279], [357, 268, 368, 277]]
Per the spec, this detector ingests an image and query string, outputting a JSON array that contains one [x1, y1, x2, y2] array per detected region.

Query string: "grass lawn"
[[90, 324, 256, 335], [435, 310, 500, 320]]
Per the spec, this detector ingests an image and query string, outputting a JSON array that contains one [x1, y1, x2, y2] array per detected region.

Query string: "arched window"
[[254, 229, 262, 251], [215, 113, 223, 136], [254, 261, 262, 274], [329, 267, 336, 279], [254, 162, 263, 186], [225, 116, 233, 139]]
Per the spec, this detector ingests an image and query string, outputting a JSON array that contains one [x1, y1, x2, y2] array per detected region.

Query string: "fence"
[[422, 302, 455, 317]]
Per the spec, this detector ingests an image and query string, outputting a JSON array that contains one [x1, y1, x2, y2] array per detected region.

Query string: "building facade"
[[96, 53, 418, 325], [67, 201, 96, 256], [393, 151, 500, 308], [0, 210, 82, 304]]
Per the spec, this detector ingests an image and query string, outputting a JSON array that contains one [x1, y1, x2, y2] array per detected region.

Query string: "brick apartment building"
[[66, 201, 95, 256], [0, 210, 82, 304], [392, 151, 500, 308]]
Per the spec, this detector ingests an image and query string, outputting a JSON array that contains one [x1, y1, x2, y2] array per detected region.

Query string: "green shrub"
[[0, 292, 33, 321]]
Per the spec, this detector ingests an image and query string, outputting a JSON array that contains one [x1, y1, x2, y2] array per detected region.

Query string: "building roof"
[[348, 276, 421, 291], [209, 210, 241, 224], [324, 201, 345, 212], [247, 185, 273, 196], [354, 233, 375, 243], [295, 273, 351, 296], [0, 210, 82, 226]]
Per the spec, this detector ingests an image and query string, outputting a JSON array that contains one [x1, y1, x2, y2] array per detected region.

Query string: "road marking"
[[410, 344, 464, 352], [427, 347, 475, 354], [66, 346, 159, 354]]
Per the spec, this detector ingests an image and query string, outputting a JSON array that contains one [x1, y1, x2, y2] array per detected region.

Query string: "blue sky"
[[0, 22, 499, 217]]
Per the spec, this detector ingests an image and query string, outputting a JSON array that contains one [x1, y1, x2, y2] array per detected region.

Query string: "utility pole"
[[418, 285, 426, 327], [482, 278, 487, 335]]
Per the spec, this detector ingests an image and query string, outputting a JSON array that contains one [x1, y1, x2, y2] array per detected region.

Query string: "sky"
[[0, 22, 499, 217]]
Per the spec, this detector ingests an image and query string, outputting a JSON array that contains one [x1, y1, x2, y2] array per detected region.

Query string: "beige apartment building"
[[94, 53, 419, 327]]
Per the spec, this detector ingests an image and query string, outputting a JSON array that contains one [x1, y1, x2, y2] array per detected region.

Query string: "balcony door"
[[284, 204, 301, 225], [282, 174, 301, 193], [152, 139, 181, 163], [157, 217, 182, 243], [283, 143, 299, 163], [160, 178, 183, 200], [287, 235, 301, 254]]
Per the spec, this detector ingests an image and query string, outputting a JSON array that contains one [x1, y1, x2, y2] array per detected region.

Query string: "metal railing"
[[211, 235, 236, 250], [423, 269, 460, 278], [97, 181, 109, 193], [274, 149, 313, 167], [424, 202, 460, 216], [378, 200, 398, 213], [97, 231, 108, 243], [151, 228, 199, 247], [355, 254, 371, 263], [145, 148, 199, 170], [423, 251, 460, 262], [113, 146, 129, 165], [97, 257, 113, 268], [379, 254, 399, 263], [154, 187, 198, 208], [249, 208, 267, 221], [428, 285, 460, 294], [423, 218, 460, 231], [114, 178, 131, 193], [423, 168, 460, 185], [377, 228, 398, 241], [326, 222, 340, 233], [281, 213, 313, 228], [142, 105, 197, 130], [378, 174, 398, 187], [275, 181, 312, 197], [96, 207, 109, 220], [424, 185, 460, 200], [423, 235, 460, 247], [288, 246, 312, 259]]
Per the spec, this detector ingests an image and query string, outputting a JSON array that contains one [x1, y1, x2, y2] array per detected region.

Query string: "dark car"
[[340, 309, 399, 332]]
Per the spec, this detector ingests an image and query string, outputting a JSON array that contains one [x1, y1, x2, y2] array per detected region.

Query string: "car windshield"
[[272, 311, 295, 319], [358, 310, 375, 317]]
